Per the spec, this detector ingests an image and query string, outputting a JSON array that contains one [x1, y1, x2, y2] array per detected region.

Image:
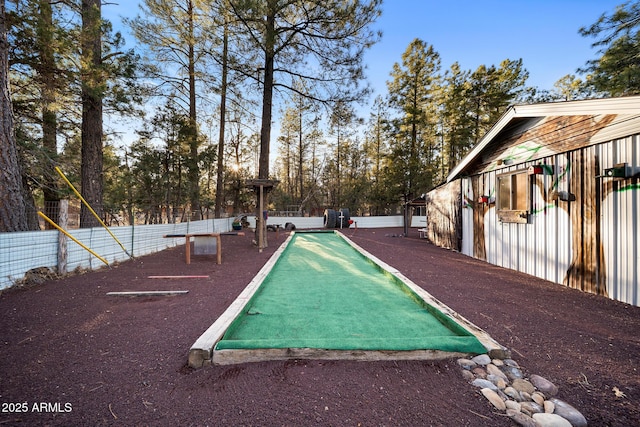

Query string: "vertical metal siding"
[[599, 134, 639, 305], [461, 178, 474, 257], [553, 153, 573, 284], [462, 135, 639, 306]]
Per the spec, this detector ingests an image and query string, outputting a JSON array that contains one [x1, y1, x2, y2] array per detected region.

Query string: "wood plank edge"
[[188, 234, 294, 368], [211, 348, 472, 365], [339, 233, 510, 359], [106, 291, 189, 296]]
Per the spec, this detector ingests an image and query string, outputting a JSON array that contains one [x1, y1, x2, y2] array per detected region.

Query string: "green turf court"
[[217, 231, 485, 352], [189, 231, 505, 367]]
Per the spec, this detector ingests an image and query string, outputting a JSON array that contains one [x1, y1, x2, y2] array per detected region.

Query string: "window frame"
[[495, 169, 530, 224]]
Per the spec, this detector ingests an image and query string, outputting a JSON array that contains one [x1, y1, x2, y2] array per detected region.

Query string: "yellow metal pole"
[[38, 211, 109, 266], [55, 166, 133, 258]]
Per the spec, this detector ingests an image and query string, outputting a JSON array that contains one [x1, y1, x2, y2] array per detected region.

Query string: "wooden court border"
[[188, 231, 509, 368]]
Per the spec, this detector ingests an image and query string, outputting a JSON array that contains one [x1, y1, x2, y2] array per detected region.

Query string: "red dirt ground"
[[1, 227, 638, 426]]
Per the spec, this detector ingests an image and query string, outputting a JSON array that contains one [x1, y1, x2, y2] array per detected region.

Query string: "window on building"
[[496, 170, 529, 223]]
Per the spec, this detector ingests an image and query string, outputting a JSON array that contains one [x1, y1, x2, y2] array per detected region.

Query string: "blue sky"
[[364, 0, 622, 97], [105, 0, 623, 102], [103, 1, 623, 147]]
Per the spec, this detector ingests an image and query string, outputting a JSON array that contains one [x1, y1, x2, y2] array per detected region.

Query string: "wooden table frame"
[[163, 233, 222, 264], [185, 233, 221, 265]]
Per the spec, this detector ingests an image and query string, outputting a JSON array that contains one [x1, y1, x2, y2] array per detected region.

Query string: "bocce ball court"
[[189, 230, 506, 368]]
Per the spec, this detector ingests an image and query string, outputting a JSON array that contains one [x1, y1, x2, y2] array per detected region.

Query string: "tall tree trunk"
[[39, 0, 59, 227], [80, 0, 103, 228], [187, 0, 200, 220], [409, 83, 418, 201], [214, 13, 229, 218], [298, 106, 304, 203], [259, 2, 275, 180], [0, 0, 28, 232], [255, 1, 277, 249], [335, 124, 341, 207]]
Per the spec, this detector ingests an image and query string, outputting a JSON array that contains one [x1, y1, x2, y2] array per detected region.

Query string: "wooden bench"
[[164, 233, 222, 265], [418, 228, 427, 239]]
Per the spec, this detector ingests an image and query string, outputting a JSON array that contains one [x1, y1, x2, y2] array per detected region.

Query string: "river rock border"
[[458, 354, 588, 426]]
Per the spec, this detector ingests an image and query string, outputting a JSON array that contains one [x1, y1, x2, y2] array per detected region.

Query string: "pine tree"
[[79, 0, 104, 228], [128, 98, 192, 223], [439, 62, 473, 174], [363, 95, 391, 214], [0, 0, 29, 231], [579, 1, 640, 96], [386, 38, 441, 203], [468, 59, 528, 144], [7, 0, 144, 228], [127, 0, 215, 220], [8, 0, 77, 227], [228, 0, 382, 180], [224, 109, 255, 213], [327, 100, 360, 208], [38, 0, 60, 224], [213, 0, 231, 218], [551, 74, 594, 101]]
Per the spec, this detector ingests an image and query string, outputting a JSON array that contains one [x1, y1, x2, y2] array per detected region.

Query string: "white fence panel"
[[0, 219, 231, 290], [353, 216, 404, 228], [0, 216, 406, 290], [0, 230, 58, 285], [245, 215, 407, 229]]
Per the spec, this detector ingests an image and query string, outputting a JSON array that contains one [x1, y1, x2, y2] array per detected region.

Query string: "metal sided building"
[[436, 96, 640, 307]]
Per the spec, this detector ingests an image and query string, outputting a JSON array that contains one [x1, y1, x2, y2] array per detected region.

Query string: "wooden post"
[[57, 199, 68, 275], [258, 184, 264, 252], [262, 185, 268, 249], [245, 179, 278, 253]]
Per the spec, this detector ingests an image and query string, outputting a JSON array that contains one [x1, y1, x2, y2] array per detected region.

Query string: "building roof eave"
[[445, 107, 516, 183], [445, 95, 640, 183]]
